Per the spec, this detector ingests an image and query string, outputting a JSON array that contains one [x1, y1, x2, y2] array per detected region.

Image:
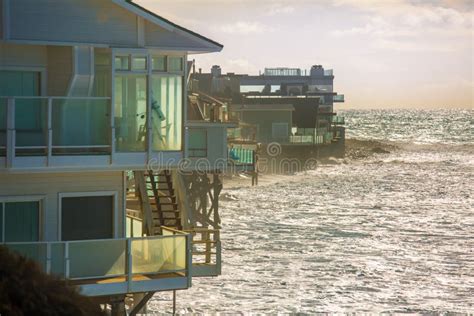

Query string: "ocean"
[[150, 109, 473, 313]]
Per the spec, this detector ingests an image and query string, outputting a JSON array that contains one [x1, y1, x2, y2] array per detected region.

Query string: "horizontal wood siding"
[[0, 171, 125, 241], [0, 43, 47, 68], [10, 0, 138, 46], [47, 46, 72, 96], [0, 0, 3, 40]]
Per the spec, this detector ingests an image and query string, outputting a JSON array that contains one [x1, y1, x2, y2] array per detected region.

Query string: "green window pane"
[[169, 57, 183, 72], [132, 57, 147, 71], [5, 201, 40, 242], [151, 75, 183, 151], [114, 56, 130, 71], [152, 56, 167, 71], [114, 75, 147, 152]]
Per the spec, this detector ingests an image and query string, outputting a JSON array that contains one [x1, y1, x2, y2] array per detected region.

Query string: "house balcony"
[[331, 115, 345, 124], [333, 94, 345, 102], [185, 121, 235, 172], [127, 216, 221, 278], [289, 135, 324, 145], [0, 96, 183, 172], [2, 229, 192, 296]]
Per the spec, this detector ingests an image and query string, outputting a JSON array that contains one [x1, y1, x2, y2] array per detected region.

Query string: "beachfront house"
[[0, 0, 227, 313], [192, 65, 346, 158]]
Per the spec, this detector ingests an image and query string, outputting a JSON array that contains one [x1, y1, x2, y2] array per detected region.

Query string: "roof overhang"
[[113, 0, 223, 53]]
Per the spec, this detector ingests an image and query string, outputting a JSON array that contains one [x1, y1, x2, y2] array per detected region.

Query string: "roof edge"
[[114, 0, 223, 52]]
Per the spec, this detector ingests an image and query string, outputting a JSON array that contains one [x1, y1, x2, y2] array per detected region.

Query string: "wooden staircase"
[[146, 170, 182, 234]]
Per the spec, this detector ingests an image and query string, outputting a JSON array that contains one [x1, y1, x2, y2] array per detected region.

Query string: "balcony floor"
[[72, 272, 188, 296], [71, 272, 185, 286]]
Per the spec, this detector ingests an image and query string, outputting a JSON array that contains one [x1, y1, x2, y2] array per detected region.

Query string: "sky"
[[136, 0, 474, 109]]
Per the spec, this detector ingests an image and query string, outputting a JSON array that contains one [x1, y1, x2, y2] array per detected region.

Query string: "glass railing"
[[52, 98, 110, 154], [333, 94, 344, 102], [331, 115, 345, 124], [3, 234, 190, 283], [15, 98, 48, 155], [0, 98, 6, 156], [289, 135, 313, 144], [68, 239, 126, 279], [131, 235, 187, 274], [229, 147, 254, 164], [0, 96, 112, 157]]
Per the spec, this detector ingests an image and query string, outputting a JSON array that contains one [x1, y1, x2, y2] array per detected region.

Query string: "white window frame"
[[111, 49, 186, 155], [58, 191, 118, 241], [0, 195, 45, 242]]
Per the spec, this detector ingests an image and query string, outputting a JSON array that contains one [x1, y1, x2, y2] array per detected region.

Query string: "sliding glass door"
[[114, 75, 147, 152], [151, 75, 182, 151]]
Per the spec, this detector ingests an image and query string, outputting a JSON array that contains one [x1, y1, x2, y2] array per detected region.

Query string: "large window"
[[114, 75, 147, 152], [0, 71, 45, 150], [151, 75, 182, 151], [61, 194, 114, 241], [113, 52, 184, 152], [0, 200, 41, 242]]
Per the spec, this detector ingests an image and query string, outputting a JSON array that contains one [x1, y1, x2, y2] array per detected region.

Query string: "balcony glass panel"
[[333, 94, 345, 102], [50, 243, 66, 277], [151, 75, 183, 151], [68, 239, 126, 279], [15, 98, 47, 149], [131, 235, 186, 274], [7, 243, 48, 269], [152, 56, 167, 71], [52, 99, 110, 152], [0, 98, 6, 155], [114, 75, 147, 152]]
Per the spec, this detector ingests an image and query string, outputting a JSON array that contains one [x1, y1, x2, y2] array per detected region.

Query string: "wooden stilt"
[[172, 290, 176, 315]]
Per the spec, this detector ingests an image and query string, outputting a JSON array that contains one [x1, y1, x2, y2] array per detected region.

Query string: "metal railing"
[[333, 94, 345, 102], [289, 135, 324, 144], [228, 147, 255, 165], [331, 115, 345, 124], [3, 233, 191, 285]]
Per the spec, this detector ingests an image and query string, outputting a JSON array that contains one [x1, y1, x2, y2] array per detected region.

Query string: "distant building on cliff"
[[191, 64, 346, 159]]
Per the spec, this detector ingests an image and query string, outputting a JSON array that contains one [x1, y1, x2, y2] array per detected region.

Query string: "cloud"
[[265, 4, 295, 16], [373, 39, 457, 53], [330, 0, 472, 53], [219, 21, 273, 34]]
